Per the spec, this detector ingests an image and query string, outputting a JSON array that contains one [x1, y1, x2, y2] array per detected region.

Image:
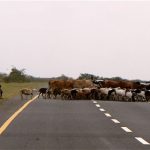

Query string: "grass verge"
[[0, 81, 48, 100]]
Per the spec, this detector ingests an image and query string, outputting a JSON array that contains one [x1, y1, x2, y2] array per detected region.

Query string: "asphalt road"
[[0, 98, 150, 150]]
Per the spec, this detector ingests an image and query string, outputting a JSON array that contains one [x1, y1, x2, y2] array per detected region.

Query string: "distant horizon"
[[1, 68, 150, 82]]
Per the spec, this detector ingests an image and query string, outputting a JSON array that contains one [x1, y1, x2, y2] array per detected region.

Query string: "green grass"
[[0, 81, 48, 100]]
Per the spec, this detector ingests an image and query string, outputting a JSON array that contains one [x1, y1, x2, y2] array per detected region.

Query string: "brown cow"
[[61, 89, 72, 100], [49, 80, 74, 90], [48, 79, 94, 99], [73, 88, 87, 100], [48, 80, 74, 99], [73, 80, 93, 88], [49, 79, 93, 90], [101, 80, 145, 89]]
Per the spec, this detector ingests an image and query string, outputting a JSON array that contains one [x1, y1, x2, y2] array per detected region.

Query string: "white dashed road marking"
[[99, 108, 105, 112], [104, 113, 111, 117], [135, 137, 150, 145], [96, 104, 100, 108], [121, 127, 132, 133], [93, 101, 150, 146], [111, 119, 120, 123]]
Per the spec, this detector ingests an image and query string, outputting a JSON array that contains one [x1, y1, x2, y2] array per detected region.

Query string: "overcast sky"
[[0, 1, 150, 80]]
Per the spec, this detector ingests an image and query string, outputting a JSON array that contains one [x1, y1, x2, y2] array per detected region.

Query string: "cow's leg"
[[21, 94, 23, 100], [47, 92, 51, 99], [44, 93, 47, 99], [31, 93, 33, 99], [42, 93, 44, 98], [38, 92, 41, 98], [20, 91, 23, 100]]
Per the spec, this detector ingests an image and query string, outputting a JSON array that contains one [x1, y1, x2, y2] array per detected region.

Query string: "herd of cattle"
[[21, 79, 150, 102]]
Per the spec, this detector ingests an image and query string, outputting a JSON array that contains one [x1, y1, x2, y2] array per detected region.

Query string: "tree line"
[[0, 67, 149, 83]]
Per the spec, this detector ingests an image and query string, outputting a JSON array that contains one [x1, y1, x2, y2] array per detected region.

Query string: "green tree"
[[4, 67, 31, 82], [78, 73, 99, 80]]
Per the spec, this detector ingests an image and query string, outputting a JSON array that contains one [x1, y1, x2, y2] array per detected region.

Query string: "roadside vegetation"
[[0, 67, 48, 100], [1, 82, 48, 100]]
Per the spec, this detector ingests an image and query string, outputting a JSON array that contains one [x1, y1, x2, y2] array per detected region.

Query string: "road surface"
[[0, 97, 150, 150]]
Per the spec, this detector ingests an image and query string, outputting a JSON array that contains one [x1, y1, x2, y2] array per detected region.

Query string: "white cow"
[[99, 88, 112, 100], [114, 88, 126, 101]]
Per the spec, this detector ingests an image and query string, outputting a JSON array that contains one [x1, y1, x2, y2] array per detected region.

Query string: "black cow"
[[92, 80, 104, 88], [38, 88, 51, 99], [38, 88, 48, 99], [145, 90, 150, 102]]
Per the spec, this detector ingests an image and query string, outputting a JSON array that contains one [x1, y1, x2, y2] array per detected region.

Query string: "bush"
[[78, 73, 100, 80], [3, 67, 31, 83]]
